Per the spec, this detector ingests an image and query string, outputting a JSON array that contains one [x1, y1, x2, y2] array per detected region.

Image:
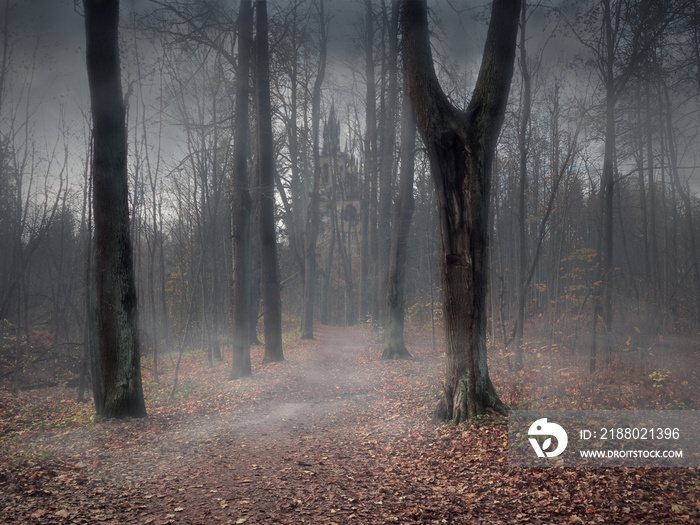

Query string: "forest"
[[0, 0, 699, 523]]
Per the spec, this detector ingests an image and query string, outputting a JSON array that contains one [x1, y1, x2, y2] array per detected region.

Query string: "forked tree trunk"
[[401, 0, 519, 422], [84, 0, 146, 418]]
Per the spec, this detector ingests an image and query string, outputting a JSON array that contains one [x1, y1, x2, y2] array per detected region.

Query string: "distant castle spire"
[[322, 102, 340, 157]]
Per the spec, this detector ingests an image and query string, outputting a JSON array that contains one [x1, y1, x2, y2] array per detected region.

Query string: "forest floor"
[[1, 323, 699, 524]]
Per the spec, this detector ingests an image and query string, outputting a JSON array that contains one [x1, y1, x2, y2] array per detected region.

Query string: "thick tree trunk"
[[401, 0, 519, 422], [84, 0, 146, 418], [255, 0, 284, 363], [382, 80, 415, 360], [229, 0, 253, 379]]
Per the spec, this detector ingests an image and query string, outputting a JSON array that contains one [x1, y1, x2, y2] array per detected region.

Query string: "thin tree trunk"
[[635, 87, 650, 289], [332, 195, 355, 326], [255, 0, 284, 363], [382, 76, 415, 360], [249, 198, 262, 345], [597, 0, 617, 369], [320, 225, 335, 325], [513, 0, 530, 371], [359, 0, 377, 324], [78, 142, 93, 403], [646, 83, 660, 302], [301, 0, 327, 339], [377, 0, 398, 328], [158, 202, 169, 353]]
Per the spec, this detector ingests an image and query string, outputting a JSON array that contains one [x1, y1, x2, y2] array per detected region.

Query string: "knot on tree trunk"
[[445, 253, 471, 267]]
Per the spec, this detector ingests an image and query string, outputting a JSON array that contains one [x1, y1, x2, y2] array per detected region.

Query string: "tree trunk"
[[599, 88, 615, 368], [320, 223, 335, 325], [359, 0, 377, 324], [84, 0, 146, 418], [513, 0, 530, 372], [382, 77, 415, 360], [401, 0, 519, 422], [301, 0, 327, 340], [249, 196, 262, 345], [635, 87, 650, 289], [332, 195, 356, 326], [255, 0, 284, 363], [377, 0, 399, 328], [591, 0, 617, 372], [646, 83, 660, 301], [229, 0, 253, 380], [78, 148, 93, 403]]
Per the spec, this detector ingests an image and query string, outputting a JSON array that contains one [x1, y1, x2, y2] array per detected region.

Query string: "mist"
[[1, 0, 699, 523]]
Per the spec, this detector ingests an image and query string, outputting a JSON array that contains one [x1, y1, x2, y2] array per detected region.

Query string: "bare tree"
[[255, 0, 284, 363], [377, 0, 399, 327], [561, 0, 689, 371], [83, 0, 146, 417], [382, 76, 416, 360], [301, 0, 327, 340], [401, 0, 520, 421], [230, 0, 254, 379], [359, 0, 377, 324]]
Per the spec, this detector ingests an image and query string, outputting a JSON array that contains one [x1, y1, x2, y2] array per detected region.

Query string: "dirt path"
[[1, 325, 441, 524], [1, 325, 698, 524]]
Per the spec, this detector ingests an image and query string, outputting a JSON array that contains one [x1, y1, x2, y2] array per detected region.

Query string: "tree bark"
[[229, 0, 253, 379], [359, 0, 377, 324], [401, 0, 519, 422], [382, 77, 415, 360], [255, 0, 284, 363], [377, 0, 399, 328], [301, 0, 327, 340], [84, 0, 146, 418], [596, 0, 617, 370], [513, 0, 530, 372]]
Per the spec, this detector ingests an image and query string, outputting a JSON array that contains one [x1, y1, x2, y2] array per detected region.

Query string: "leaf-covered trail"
[[1, 324, 698, 524]]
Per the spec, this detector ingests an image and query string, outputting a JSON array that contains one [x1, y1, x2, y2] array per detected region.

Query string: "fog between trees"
[[1, 0, 699, 418]]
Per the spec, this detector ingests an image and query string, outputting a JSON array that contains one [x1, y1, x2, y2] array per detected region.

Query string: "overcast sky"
[[2, 0, 699, 193]]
